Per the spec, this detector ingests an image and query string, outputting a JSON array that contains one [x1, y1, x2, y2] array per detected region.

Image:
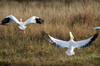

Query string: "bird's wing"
[[1, 15, 20, 25], [75, 33, 98, 48], [44, 32, 69, 48], [6, 15, 19, 23], [94, 27, 100, 30], [24, 16, 36, 25], [86, 27, 100, 30]]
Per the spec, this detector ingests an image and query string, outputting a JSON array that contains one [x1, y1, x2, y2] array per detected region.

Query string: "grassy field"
[[0, 0, 100, 66]]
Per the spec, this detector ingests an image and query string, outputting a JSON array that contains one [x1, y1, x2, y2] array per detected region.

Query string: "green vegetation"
[[0, 0, 100, 65]]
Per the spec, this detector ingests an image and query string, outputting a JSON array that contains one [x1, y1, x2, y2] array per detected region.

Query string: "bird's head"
[[34, 16, 44, 24], [69, 32, 74, 40], [20, 18, 22, 22]]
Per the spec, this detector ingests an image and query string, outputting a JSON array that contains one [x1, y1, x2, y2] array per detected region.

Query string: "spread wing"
[[1, 15, 20, 25], [24, 16, 44, 25], [24, 16, 37, 25], [75, 33, 98, 48], [44, 32, 69, 48]]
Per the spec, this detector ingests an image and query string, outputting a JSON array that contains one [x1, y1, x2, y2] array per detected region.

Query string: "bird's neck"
[[70, 38, 74, 41], [20, 18, 22, 22], [69, 32, 74, 41]]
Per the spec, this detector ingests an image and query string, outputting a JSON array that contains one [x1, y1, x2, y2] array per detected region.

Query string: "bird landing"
[[1, 15, 44, 30], [44, 32, 98, 56]]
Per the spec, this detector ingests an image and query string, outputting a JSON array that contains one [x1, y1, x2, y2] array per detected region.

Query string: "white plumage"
[[44, 32, 98, 56], [1, 15, 44, 30]]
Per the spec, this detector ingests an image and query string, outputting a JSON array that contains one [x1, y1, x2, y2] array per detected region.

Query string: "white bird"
[[44, 32, 98, 56], [1, 15, 44, 30]]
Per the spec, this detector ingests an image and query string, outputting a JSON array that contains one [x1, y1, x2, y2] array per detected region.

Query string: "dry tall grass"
[[0, 0, 100, 65]]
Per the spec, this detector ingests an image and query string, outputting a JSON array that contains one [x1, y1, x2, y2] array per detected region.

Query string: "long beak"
[[69, 32, 74, 40]]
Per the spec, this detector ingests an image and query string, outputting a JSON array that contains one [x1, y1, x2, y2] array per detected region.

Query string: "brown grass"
[[0, 0, 100, 65]]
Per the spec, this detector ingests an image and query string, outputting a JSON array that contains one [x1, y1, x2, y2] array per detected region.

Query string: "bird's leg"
[[23, 30, 26, 39], [24, 30, 26, 38], [4, 27, 7, 39], [23, 30, 26, 35], [19, 30, 25, 40], [11, 25, 14, 39]]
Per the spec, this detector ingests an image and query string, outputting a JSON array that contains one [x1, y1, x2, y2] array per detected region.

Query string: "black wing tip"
[[1, 18, 10, 25], [92, 33, 99, 40], [81, 33, 99, 48], [42, 31, 48, 37], [43, 32, 62, 48], [43, 32, 55, 43], [36, 18, 44, 24], [43, 31, 51, 40], [1, 22, 6, 25]]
